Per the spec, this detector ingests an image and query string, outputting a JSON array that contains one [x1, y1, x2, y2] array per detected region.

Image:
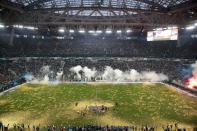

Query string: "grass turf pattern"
[[0, 83, 197, 127]]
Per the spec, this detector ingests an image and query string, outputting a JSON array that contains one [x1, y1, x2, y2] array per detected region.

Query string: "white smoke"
[[23, 73, 34, 81], [24, 65, 62, 84], [141, 71, 168, 82], [24, 64, 168, 83], [56, 71, 63, 81], [69, 65, 96, 81], [40, 65, 50, 75], [191, 61, 197, 79], [70, 65, 83, 80], [83, 66, 97, 81], [102, 66, 124, 81], [126, 69, 141, 81], [70, 65, 168, 82]]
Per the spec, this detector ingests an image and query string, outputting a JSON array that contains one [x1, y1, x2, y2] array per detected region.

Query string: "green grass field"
[[0, 83, 197, 128]]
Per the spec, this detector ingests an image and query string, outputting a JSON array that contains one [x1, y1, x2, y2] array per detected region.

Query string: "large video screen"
[[147, 28, 178, 41]]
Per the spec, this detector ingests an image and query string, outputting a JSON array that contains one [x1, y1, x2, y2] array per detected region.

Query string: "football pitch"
[[0, 83, 197, 128]]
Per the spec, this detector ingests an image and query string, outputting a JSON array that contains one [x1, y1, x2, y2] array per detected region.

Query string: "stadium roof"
[[0, 0, 197, 29], [9, 0, 189, 9]]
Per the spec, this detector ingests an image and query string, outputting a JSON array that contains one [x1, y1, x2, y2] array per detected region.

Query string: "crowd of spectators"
[[1, 121, 194, 131], [0, 33, 197, 58], [0, 57, 195, 92]]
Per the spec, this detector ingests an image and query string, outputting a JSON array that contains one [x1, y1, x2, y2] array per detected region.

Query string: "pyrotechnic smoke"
[[23, 72, 34, 81], [141, 71, 168, 82], [40, 65, 50, 75], [191, 61, 197, 79], [70, 65, 168, 82], [102, 66, 123, 81], [56, 71, 63, 81], [56, 61, 65, 81], [24, 65, 60, 84], [69, 65, 96, 81], [186, 61, 197, 89], [24, 64, 168, 83]]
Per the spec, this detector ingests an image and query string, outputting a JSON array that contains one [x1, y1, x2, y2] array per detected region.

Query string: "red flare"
[[185, 76, 197, 89]]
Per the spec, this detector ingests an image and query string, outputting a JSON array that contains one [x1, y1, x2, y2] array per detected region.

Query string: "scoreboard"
[[147, 28, 178, 41]]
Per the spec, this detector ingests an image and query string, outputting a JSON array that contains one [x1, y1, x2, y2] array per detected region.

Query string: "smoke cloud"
[[70, 65, 168, 82], [183, 61, 197, 89], [70, 65, 96, 81], [191, 61, 197, 79], [23, 64, 168, 83], [23, 65, 64, 84]]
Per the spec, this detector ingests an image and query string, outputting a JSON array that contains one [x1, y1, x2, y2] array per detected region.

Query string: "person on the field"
[[3, 124, 9, 131], [0, 121, 2, 131], [13, 123, 16, 131], [33, 125, 36, 131], [36, 125, 40, 131]]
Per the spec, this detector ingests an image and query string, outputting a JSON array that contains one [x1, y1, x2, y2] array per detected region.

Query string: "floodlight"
[[156, 28, 162, 31], [69, 29, 74, 33], [117, 30, 122, 34], [58, 28, 65, 33], [186, 25, 195, 30], [79, 29, 85, 33], [18, 25, 24, 29], [0, 24, 4, 28], [167, 27, 172, 30], [126, 29, 132, 33], [106, 30, 112, 34], [96, 30, 102, 34], [88, 30, 95, 33], [25, 26, 37, 30]]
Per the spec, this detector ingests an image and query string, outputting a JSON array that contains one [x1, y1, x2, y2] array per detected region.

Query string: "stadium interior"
[[0, 0, 197, 131]]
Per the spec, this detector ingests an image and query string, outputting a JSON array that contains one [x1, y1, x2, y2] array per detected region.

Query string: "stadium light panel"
[[106, 30, 112, 34], [69, 29, 74, 33], [79, 30, 85, 33], [156, 28, 162, 31], [186, 25, 195, 30], [14, 25, 38, 30], [57, 36, 64, 39], [25, 26, 37, 30], [117, 30, 122, 34], [15, 25, 24, 29], [0, 24, 5, 28], [167, 27, 172, 30], [88, 30, 95, 34], [96, 30, 102, 34], [58, 28, 65, 33], [126, 29, 132, 33], [19, 25, 24, 29]]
